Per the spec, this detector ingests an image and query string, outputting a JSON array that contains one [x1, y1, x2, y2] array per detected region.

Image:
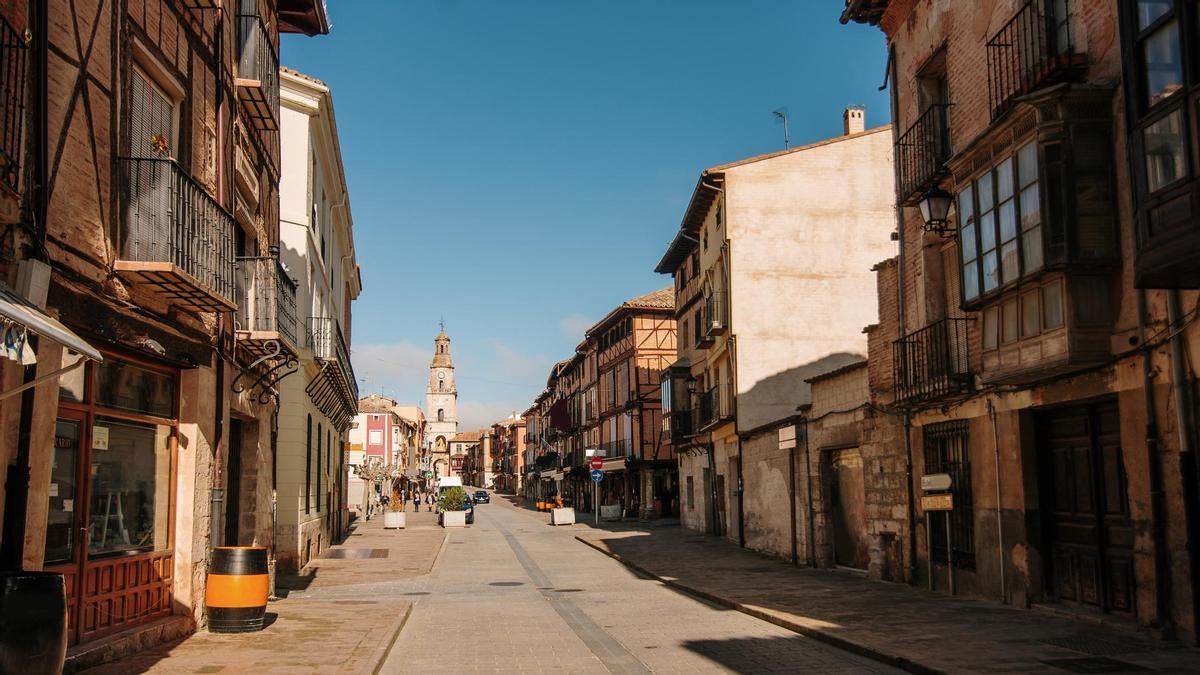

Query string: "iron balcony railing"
[[893, 318, 973, 404], [0, 16, 26, 193], [665, 409, 694, 444], [986, 0, 1078, 120], [699, 384, 734, 428], [119, 157, 236, 303], [703, 291, 728, 339], [235, 255, 298, 348], [600, 438, 633, 459], [896, 103, 951, 205], [308, 316, 359, 401], [237, 10, 280, 126]]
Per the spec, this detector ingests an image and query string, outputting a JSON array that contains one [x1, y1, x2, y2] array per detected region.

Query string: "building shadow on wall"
[[738, 352, 866, 428]]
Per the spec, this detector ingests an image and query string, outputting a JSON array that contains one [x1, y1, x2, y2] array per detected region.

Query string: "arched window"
[[437, 409, 445, 422], [305, 415, 312, 514], [316, 423, 323, 512], [438, 381, 444, 391]]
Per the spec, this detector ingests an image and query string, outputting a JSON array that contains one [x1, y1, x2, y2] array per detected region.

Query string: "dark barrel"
[[0, 571, 68, 674], [206, 546, 269, 633]]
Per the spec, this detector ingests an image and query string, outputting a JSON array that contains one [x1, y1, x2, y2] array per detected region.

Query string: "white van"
[[437, 476, 463, 492]]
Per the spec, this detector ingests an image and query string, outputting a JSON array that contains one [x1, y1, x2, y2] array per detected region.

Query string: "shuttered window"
[[128, 66, 176, 158]]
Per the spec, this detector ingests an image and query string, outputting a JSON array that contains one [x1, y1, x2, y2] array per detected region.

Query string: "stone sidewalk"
[[573, 521, 1200, 674], [79, 511, 446, 674]]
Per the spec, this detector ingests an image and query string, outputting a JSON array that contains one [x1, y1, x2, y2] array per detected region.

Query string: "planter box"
[[551, 508, 575, 526], [600, 505, 622, 521], [383, 511, 406, 529], [441, 510, 467, 528]]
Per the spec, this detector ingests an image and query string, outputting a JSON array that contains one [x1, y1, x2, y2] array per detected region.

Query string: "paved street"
[[381, 496, 899, 674]]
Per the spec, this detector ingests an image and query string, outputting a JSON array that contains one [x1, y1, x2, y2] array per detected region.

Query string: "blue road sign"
[[590, 469, 603, 482]]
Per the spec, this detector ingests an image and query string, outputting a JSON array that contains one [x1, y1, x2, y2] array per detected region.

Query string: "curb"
[[574, 535, 943, 675], [370, 603, 414, 675]]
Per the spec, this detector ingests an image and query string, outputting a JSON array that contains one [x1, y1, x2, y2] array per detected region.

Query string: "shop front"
[[45, 353, 177, 646]]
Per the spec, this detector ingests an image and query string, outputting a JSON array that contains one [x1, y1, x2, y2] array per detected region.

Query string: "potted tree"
[[383, 489, 406, 529], [439, 487, 468, 528], [354, 459, 402, 525]]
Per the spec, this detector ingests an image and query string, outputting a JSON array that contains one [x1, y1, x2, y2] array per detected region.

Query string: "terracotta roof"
[[586, 287, 675, 336], [280, 66, 327, 88], [451, 431, 482, 443]]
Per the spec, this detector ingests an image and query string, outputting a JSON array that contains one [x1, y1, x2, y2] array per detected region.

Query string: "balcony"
[[986, 0, 1084, 121], [308, 316, 358, 426], [234, 256, 298, 358], [599, 438, 633, 459], [116, 157, 236, 312], [0, 16, 26, 194], [896, 104, 951, 206], [663, 409, 694, 444], [892, 318, 973, 404], [699, 291, 728, 345], [236, 12, 280, 131], [698, 384, 734, 430]]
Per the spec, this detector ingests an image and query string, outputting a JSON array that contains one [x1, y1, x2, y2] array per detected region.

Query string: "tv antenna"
[[773, 109, 789, 149]]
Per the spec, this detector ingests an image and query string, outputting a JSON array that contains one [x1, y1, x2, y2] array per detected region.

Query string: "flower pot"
[[0, 571, 68, 674], [441, 510, 467, 528], [383, 510, 406, 529]]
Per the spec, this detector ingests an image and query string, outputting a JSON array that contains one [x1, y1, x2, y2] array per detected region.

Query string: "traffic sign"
[[590, 469, 603, 482], [590, 456, 604, 470]]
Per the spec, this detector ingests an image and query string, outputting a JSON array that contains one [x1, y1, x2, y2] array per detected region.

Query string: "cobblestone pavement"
[[381, 495, 899, 674], [80, 511, 446, 674], [573, 519, 1200, 674]]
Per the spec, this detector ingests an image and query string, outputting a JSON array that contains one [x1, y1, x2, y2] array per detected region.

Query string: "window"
[[924, 420, 974, 569], [88, 418, 172, 555], [693, 309, 701, 344], [128, 65, 176, 158], [368, 429, 382, 445], [690, 253, 699, 277], [686, 476, 695, 509], [980, 278, 1066, 350], [316, 424, 323, 512], [96, 358, 176, 418], [437, 409, 445, 422], [958, 140, 1042, 301]]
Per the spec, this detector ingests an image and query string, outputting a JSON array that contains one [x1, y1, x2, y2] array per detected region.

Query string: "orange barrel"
[[206, 546, 269, 633]]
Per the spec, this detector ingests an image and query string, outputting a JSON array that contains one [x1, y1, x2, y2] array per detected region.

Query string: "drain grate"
[[333, 600, 379, 605], [323, 548, 389, 559], [1038, 636, 1151, 656], [1041, 657, 1151, 673], [553, 588, 583, 593], [489, 581, 524, 587], [402, 592, 431, 596]]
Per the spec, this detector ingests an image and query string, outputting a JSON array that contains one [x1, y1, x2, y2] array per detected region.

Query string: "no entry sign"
[[590, 456, 603, 470]]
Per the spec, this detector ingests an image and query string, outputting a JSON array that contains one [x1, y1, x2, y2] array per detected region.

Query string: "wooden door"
[[1038, 402, 1134, 615], [44, 413, 87, 645], [829, 447, 869, 569]]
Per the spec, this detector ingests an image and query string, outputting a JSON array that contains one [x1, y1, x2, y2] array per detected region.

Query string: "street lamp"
[[918, 186, 955, 237]]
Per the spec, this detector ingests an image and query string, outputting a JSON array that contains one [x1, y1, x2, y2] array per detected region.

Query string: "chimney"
[[843, 105, 865, 135]]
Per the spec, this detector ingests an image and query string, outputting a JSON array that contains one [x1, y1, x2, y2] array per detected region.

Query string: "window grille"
[[924, 420, 975, 568]]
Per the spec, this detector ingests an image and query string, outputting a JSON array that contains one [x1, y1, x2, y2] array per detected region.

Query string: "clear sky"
[[281, 1, 889, 430]]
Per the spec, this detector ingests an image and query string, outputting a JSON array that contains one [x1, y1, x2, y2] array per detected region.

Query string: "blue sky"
[[281, 1, 888, 429]]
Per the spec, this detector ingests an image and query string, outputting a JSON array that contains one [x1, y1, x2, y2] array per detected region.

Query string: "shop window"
[[88, 418, 171, 555], [96, 358, 176, 418]]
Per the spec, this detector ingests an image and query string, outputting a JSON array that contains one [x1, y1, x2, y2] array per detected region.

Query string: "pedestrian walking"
[[412, 492, 420, 512], [426, 492, 434, 512]]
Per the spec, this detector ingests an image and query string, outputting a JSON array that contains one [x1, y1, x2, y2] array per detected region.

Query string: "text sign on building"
[[777, 425, 797, 450], [921, 473, 953, 492], [921, 493, 954, 512]]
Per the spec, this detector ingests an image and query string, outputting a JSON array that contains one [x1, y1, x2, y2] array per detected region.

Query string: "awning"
[[0, 282, 102, 362], [602, 458, 627, 473]]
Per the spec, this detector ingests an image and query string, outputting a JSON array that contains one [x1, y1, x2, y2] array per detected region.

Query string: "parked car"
[[473, 490, 489, 504]]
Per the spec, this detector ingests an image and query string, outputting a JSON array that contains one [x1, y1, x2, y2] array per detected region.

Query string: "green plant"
[[438, 486, 467, 512]]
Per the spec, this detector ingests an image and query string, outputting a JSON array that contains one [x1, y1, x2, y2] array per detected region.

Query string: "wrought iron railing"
[[600, 438, 633, 459], [896, 103, 951, 205], [308, 316, 358, 401], [0, 16, 26, 193], [892, 318, 973, 404], [237, 11, 280, 124], [986, 0, 1077, 120], [119, 157, 236, 302], [699, 384, 734, 428], [235, 255, 298, 347], [704, 291, 728, 336]]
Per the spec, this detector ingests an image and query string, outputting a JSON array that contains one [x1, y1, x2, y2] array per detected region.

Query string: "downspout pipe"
[[1167, 289, 1200, 643], [886, 43, 918, 586], [988, 399, 1006, 603], [803, 415, 816, 567], [789, 424, 798, 566], [1138, 290, 1172, 635]]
